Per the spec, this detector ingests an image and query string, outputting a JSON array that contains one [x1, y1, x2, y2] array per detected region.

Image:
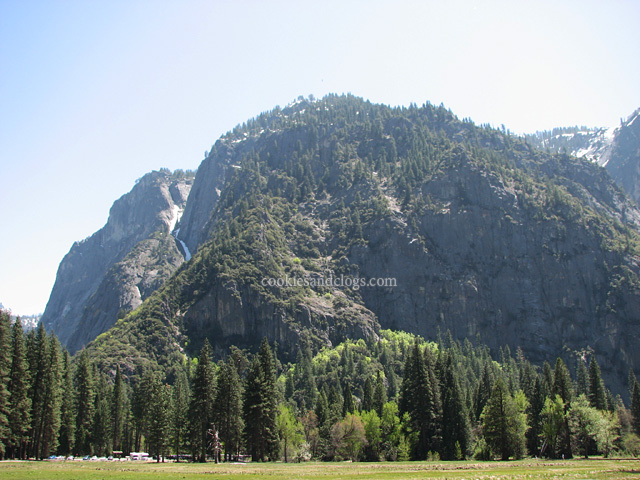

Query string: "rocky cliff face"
[[80, 96, 640, 395], [41, 170, 194, 353]]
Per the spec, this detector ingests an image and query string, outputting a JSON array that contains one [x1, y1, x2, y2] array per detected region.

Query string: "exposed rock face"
[[351, 151, 640, 394], [41, 170, 194, 352]]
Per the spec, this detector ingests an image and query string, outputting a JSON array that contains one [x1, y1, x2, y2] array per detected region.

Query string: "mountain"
[[66, 95, 640, 395], [41, 169, 194, 353], [525, 109, 640, 204]]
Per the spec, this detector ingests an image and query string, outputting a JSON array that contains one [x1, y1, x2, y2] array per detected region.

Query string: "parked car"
[[82, 456, 91, 461]]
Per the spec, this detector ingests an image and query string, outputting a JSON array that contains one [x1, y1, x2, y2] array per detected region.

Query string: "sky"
[[1, 0, 639, 315]]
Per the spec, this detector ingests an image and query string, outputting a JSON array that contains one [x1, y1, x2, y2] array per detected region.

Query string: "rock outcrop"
[[41, 170, 194, 352]]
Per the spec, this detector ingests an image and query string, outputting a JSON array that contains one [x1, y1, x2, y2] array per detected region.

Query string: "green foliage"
[[541, 394, 565, 459], [481, 378, 528, 460], [275, 404, 305, 462], [331, 412, 367, 461], [568, 394, 599, 458]]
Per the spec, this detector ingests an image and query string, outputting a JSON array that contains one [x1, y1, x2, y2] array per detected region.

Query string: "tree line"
[[1, 310, 639, 462]]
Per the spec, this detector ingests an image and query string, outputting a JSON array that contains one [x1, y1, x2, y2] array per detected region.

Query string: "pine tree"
[[170, 370, 189, 461], [74, 350, 95, 455], [39, 335, 62, 459], [398, 341, 440, 459], [243, 338, 279, 462], [131, 371, 153, 452], [361, 377, 373, 412], [26, 323, 48, 458], [552, 358, 573, 459], [315, 389, 331, 458], [0, 310, 11, 459], [575, 360, 589, 397], [110, 365, 125, 453], [7, 318, 31, 459], [588, 357, 607, 411], [481, 377, 527, 461], [440, 353, 469, 460], [373, 372, 387, 417], [552, 358, 573, 405], [57, 350, 75, 456], [214, 358, 244, 461], [525, 377, 545, 456], [342, 383, 355, 416], [542, 361, 553, 395], [91, 372, 111, 456], [147, 377, 170, 462], [189, 340, 216, 462], [474, 362, 494, 420]]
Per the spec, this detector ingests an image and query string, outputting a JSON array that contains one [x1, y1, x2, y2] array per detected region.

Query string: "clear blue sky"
[[1, 0, 639, 315]]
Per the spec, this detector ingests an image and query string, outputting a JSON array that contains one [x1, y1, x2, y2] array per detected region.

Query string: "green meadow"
[[0, 458, 638, 480]]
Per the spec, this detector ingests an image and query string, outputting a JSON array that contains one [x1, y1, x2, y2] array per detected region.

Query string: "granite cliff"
[[41, 169, 194, 353]]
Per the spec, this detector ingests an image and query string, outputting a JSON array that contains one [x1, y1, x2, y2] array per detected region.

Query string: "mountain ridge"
[[42, 95, 640, 395]]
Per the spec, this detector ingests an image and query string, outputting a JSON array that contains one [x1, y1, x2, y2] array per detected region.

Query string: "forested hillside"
[[72, 95, 640, 396], [2, 310, 639, 462]]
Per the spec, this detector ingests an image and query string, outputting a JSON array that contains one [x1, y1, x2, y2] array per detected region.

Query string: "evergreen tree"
[[74, 350, 95, 455], [575, 360, 589, 397], [440, 353, 469, 460], [481, 378, 527, 460], [525, 376, 545, 456], [342, 383, 355, 416], [552, 358, 573, 405], [315, 389, 332, 458], [131, 371, 153, 452], [588, 357, 607, 411], [398, 341, 440, 459], [170, 370, 189, 461], [0, 310, 11, 459], [39, 335, 62, 459], [57, 350, 75, 455], [542, 361, 554, 395], [189, 340, 216, 462], [552, 357, 573, 458], [91, 372, 111, 456], [361, 377, 373, 412], [214, 358, 243, 461], [147, 377, 171, 462], [474, 362, 494, 420], [7, 318, 31, 459], [26, 323, 48, 458], [373, 372, 387, 417], [243, 338, 279, 462], [110, 365, 125, 453]]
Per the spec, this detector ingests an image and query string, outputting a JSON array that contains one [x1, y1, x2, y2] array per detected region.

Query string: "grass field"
[[0, 458, 639, 480]]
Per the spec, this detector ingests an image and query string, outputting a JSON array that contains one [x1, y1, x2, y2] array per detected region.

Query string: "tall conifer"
[[7, 318, 31, 459]]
